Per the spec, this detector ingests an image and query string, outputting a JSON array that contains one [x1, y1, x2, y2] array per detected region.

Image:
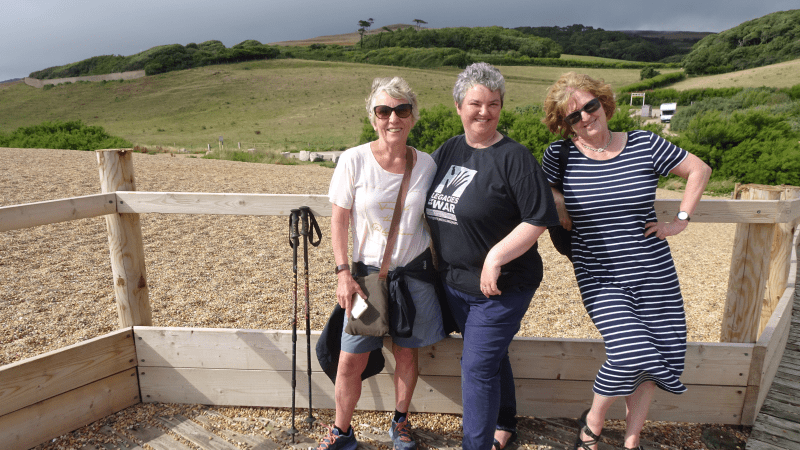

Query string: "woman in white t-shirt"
[[314, 77, 446, 450]]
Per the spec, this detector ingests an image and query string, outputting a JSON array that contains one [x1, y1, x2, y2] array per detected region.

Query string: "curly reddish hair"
[[542, 72, 616, 138]]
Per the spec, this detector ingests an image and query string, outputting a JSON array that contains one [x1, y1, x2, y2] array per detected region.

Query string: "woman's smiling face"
[[456, 84, 502, 144], [371, 91, 414, 146], [565, 89, 608, 141]]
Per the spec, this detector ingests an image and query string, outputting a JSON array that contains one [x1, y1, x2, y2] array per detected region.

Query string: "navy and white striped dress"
[[542, 130, 688, 397]]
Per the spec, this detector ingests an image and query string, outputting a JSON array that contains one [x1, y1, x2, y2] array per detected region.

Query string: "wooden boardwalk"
[[746, 262, 800, 450], [79, 410, 682, 450]]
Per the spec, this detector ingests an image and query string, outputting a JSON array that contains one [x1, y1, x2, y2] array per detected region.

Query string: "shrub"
[[0, 120, 132, 150]]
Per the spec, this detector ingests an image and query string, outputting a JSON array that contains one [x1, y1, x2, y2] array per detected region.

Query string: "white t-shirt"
[[329, 142, 436, 270]]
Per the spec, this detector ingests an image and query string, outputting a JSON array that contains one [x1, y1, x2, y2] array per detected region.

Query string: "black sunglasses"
[[565, 98, 601, 126], [374, 104, 413, 119]]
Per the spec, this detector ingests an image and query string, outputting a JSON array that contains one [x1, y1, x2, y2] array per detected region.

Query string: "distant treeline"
[[359, 26, 561, 57], [514, 24, 698, 63], [683, 9, 800, 75], [30, 26, 677, 79], [30, 40, 280, 79]]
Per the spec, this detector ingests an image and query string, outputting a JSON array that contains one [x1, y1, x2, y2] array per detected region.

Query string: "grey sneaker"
[[390, 417, 417, 450], [315, 425, 357, 450]]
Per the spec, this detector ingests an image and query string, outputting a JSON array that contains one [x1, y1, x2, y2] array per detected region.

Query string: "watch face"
[[678, 211, 689, 220]]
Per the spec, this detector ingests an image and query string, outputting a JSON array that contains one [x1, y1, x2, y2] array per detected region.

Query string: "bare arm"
[[481, 222, 547, 297], [331, 204, 365, 314], [644, 153, 712, 239]]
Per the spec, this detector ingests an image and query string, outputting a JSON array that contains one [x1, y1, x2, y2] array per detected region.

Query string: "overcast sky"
[[1, 1, 796, 82]]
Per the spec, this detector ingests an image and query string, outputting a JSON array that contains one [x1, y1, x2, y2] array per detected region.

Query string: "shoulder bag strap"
[[379, 146, 414, 280]]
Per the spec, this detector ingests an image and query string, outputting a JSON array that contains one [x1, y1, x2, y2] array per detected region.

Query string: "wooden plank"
[[0, 328, 136, 416], [750, 413, 800, 450], [193, 414, 282, 449], [721, 222, 776, 343], [157, 415, 240, 450], [760, 396, 800, 423], [0, 368, 140, 450], [0, 193, 116, 232], [135, 327, 317, 372], [112, 194, 796, 223], [654, 198, 792, 224], [746, 439, 796, 450], [741, 284, 796, 424], [138, 368, 459, 413], [762, 214, 799, 335], [115, 191, 332, 217], [134, 327, 752, 386], [126, 423, 194, 450], [138, 367, 745, 424]]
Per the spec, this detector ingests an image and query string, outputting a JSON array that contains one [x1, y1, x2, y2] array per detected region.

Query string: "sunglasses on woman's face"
[[565, 98, 601, 126], [374, 104, 413, 119]]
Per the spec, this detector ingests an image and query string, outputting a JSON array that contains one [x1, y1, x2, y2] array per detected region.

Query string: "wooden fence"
[[0, 149, 798, 449]]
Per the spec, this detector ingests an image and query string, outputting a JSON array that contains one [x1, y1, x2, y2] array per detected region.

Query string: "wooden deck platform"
[[746, 265, 800, 450], [78, 409, 684, 450]]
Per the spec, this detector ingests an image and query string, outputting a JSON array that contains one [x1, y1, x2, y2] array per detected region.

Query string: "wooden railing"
[[0, 149, 798, 449]]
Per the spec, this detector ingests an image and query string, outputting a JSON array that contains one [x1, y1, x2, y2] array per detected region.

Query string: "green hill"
[[683, 9, 800, 75], [1, 60, 647, 152]]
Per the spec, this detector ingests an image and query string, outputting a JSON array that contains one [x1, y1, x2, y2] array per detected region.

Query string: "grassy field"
[[670, 58, 800, 90], [0, 60, 645, 152], [1, 56, 797, 152]]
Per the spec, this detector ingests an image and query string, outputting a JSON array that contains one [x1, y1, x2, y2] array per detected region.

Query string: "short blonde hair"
[[542, 72, 616, 138], [366, 77, 420, 125]]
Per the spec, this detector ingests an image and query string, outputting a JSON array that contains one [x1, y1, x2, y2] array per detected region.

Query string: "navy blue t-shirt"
[[425, 135, 559, 297]]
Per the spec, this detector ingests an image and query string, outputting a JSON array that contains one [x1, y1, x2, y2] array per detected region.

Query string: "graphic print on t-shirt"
[[426, 165, 477, 224]]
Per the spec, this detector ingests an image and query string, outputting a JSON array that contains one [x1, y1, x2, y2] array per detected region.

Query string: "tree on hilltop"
[[413, 19, 427, 30], [358, 19, 372, 48]]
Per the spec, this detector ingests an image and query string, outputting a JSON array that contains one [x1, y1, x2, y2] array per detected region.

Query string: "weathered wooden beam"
[[114, 191, 332, 216], [96, 150, 152, 327], [0, 368, 139, 450], [0, 328, 136, 417], [721, 187, 784, 343], [0, 193, 116, 232]]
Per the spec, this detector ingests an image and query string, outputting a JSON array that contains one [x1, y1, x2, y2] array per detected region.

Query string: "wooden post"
[[720, 185, 780, 343], [760, 185, 800, 335], [96, 149, 152, 327]]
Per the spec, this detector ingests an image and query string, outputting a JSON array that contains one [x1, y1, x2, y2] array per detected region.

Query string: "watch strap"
[[334, 263, 350, 274]]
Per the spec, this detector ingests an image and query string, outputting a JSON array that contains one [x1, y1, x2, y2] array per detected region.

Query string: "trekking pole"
[[288, 208, 301, 441], [299, 206, 322, 426]]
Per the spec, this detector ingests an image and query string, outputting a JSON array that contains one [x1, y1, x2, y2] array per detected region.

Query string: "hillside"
[[683, 9, 800, 75], [0, 61, 649, 152]]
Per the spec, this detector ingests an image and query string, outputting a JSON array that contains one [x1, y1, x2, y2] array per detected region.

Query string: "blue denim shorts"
[[341, 275, 446, 353]]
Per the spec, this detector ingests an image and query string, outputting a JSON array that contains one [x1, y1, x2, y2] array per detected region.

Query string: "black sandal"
[[574, 409, 602, 450], [492, 426, 518, 450]]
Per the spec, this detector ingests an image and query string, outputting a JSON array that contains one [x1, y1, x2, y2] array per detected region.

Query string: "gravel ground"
[[0, 147, 747, 449]]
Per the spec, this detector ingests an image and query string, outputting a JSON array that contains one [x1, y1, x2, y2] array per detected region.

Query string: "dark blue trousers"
[[443, 283, 532, 450]]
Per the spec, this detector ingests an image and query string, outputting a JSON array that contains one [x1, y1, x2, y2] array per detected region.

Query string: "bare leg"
[[623, 381, 656, 449], [392, 343, 418, 413], [334, 351, 370, 431], [578, 393, 617, 450]]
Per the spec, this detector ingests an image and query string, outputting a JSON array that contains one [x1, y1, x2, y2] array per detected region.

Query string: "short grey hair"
[[366, 76, 420, 124], [452, 62, 505, 107]]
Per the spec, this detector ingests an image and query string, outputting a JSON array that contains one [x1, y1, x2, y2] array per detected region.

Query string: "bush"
[[640, 67, 661, 80], [0, 120, 132, 150]]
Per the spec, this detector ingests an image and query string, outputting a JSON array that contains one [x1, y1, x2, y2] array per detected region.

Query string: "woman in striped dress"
[[541, 72, 711, 450]]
